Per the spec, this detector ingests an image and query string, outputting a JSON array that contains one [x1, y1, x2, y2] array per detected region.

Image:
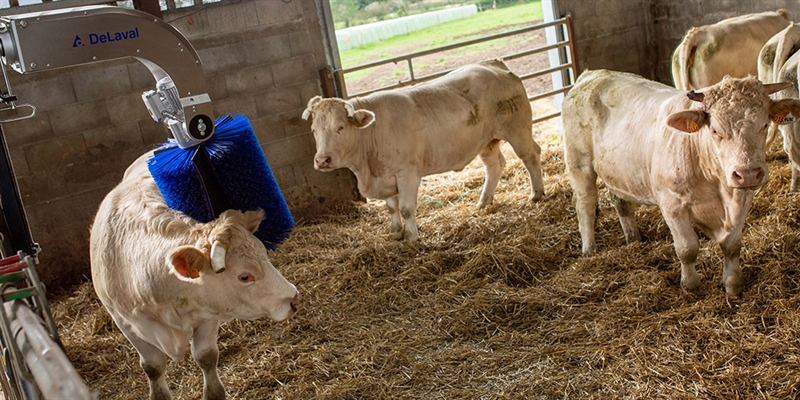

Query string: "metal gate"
[[329, 15, 578, 126]]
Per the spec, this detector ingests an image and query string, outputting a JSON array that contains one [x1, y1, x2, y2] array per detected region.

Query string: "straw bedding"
[[51, 123, 800, 399]]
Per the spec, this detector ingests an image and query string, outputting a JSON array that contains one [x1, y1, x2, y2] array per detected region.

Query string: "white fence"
[[336, 5, 478, 51]]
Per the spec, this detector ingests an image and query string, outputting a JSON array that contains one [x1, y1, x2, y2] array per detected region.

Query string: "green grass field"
[[339, 1, 544, 68]]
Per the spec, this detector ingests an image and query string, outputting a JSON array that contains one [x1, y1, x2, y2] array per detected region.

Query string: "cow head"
[[666, 76, 800, 189], [302, 96, 376, 171], [168, 209, 300, 322]]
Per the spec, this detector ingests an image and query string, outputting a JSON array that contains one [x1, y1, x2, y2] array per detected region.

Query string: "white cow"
[[90, 152, 300, 400], [758, 22, 800, 86], [562, 69, 800, 295], [758, 22, 800, 151], [773, 51, 800, 190], [302, 60, 545, 241], [672, 9, 790, 90]]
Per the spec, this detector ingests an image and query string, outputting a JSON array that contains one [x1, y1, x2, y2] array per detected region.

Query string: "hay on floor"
[[50, 120, 800, 399]]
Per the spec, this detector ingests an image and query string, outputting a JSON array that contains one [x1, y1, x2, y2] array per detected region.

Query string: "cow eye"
[[337, 126, 344, 133], [238, 273, 255, 283]]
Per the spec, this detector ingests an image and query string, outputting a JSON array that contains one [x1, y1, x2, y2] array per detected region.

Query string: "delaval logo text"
[[72, 27, 140, 47]]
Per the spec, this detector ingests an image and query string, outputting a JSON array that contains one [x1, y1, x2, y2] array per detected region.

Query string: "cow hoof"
[[530, 191, 544, 202], [389, 231, 403, 240], [680, 277, 702, 293], [723, 275, 744, 297]]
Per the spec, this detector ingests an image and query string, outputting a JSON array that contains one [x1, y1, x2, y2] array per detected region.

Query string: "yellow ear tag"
[[773, 109, 794, 124], [686, 119, 700, 133]]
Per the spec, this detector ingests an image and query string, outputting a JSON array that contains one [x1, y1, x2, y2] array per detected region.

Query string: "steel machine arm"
[[0, 5, 214, 147]]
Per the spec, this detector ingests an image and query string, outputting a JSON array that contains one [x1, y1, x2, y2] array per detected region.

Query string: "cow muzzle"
[[314, 154, 333, 170], [730, 166, 766, 188]]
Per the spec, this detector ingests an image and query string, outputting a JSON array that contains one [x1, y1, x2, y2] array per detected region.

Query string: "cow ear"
[[666, 110, 707, 133], [349, 109, 375, 129], [169, 245, 209, 281], [242, 209, 266, 234], [769, 99, 800, 125]]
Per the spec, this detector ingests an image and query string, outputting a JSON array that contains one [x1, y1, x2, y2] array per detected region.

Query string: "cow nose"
[[315, 155, 331, 168], [731, 167, 765, 187], [290, 291, 300, 313]]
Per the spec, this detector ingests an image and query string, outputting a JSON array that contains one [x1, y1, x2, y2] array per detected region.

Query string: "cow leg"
[[397, 174, 421, 241], [611, 194, 641, 244], [117, 323, 171, 400], [719, 236, 744, 296], [566, 164, 598, 256], [662, 208, 701, 292], [781, 127, 800, 191], [385, 195, 404, 240], [477, 139, 506, 208], [506, 133, 545, 201], [192, 320, 225, 400], [792, 165, 800, 192]]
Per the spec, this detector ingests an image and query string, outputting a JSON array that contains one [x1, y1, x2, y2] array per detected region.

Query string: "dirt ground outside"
[[40, 17, 800, 400]]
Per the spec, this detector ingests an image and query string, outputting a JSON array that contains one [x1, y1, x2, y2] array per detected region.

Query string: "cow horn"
[[764, 81, 793, 95], [301, 108, 311, 120], [687, 90, 704, 102], [344, 101, 355, 117], [210, 241, 226, 273]]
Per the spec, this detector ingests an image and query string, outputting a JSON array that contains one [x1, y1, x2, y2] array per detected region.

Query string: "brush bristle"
[[147, 114, 294, 249]]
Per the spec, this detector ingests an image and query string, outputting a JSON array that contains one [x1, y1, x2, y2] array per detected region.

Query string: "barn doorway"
[[315, 0, 576, 129]]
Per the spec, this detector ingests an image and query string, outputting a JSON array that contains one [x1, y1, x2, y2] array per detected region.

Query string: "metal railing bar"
[[341, 17, 570, 74], [349, 69, 453, 98], [532, 111, 561, 125], [528, 85, 572, 102], [518, 63, 573, 80], [500, 40, 569, 61]]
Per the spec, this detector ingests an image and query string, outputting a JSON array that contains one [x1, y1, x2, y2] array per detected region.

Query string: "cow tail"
[[766, 124, 781, 150], [678, 28, 700, 90], [774, 23, 800, 83]]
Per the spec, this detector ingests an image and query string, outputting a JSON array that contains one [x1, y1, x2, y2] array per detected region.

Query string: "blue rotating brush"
[[147, 114, 294, 249]]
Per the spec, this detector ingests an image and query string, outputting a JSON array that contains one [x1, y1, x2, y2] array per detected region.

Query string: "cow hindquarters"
[[477, 140, 506, 208], [192, 320, 225, 400]]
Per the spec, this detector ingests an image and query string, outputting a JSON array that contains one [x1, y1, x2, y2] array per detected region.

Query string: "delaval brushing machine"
[[0, 5, 215, 148], [0, 6, 224, 399], [0, 4, 221, 266]]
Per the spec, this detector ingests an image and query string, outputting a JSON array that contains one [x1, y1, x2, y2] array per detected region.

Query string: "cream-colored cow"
[[91, 152, 300, 400], [563, 69, 800, 295], [303, 60, 545, 241], [672, 10, 790, 90], [758, 22, 800, 150]]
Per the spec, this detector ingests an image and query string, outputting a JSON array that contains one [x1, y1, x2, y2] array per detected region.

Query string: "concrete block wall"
[[557, 0, 655, 80], [558, 0, 800, 85], [650, 0, 800, 84], [0, 0, 356, 288]]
